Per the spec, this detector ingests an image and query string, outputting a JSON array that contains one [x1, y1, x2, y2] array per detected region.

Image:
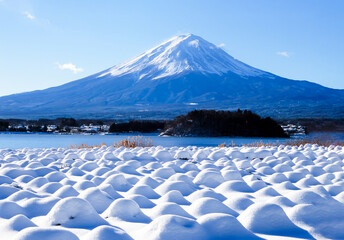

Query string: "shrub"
[[0, 120, 9, 131], [113, 136, 153, 148], [70, 136, 153, 149]]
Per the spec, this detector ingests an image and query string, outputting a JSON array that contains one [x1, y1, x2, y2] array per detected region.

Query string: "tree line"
[[0, 110, 289, 138], [161, 109, 288, 138]]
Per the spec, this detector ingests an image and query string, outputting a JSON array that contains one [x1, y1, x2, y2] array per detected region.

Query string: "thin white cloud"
[[23, 11, 35, 20], [277, 51, 290, 57], [217, 43, 226, 48], [56, 63, 83, 74]]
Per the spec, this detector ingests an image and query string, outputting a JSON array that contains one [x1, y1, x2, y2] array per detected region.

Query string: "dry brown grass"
[[218, 137, 344, 148], [70, 143, 107, 149], [218, 140, 279, 148], [70, 136, 153, 149], [113, 136, 153, 148], [218, 141, 237, 147], [241, 140, 280, 147], [284, 137, 344, 147]]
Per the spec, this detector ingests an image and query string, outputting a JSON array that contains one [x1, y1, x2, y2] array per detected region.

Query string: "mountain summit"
[[0, 34, 343, 119], [98, 34, 269, 80]]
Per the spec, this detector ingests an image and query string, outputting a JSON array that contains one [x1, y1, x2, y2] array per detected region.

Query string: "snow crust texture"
[[1, 144, 344, 239]]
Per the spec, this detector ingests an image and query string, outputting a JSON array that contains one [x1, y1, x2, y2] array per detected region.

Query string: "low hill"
[[161, 109, 288, 138]]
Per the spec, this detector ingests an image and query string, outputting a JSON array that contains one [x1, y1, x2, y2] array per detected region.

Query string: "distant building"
[[47, 125, 57, 132], [281, 124, 306, 136], [80, 124, 100, 133]]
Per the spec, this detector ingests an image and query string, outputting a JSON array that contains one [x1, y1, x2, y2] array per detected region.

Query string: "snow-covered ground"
[[1, 144, 344, 239]]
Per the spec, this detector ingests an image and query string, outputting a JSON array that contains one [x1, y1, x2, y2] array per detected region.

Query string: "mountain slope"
[[0, 34, 343, 119], [98, 34, 270, 79]]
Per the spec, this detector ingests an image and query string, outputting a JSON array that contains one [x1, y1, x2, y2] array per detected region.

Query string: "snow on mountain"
[[98, 34, 271, 80]]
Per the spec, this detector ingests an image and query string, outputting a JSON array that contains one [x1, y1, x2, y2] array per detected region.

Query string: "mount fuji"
[[0, 34, 343, 119]]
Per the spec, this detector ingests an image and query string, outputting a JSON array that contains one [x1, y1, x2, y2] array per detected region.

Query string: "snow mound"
[[82, 225, 133, 240], [0, 214, 36, 232], [135, 176, 160, 188], [152, 150, 173, 161], [150, 202, 194, 219], [198, 213, 261, 240], [152, 167, 175, 179], [127, 194, 156, 208], [79, 187, 113, 213], [102, 174, 132, 191], [14, 227, 79, 240], [127, 184, 160, 199], [190, 197, 238, 217], [222, 170, 243, 181], [288, 201, 344, 239], [238, 203, 311, 238], [223, 195, 254, 212], [20, 197, 60, 218], [158, 190, 191, 205], [54, 185, 79, 198], [193, 170, 224, 187], [103, 198, 151, 223], [215, 180, 254, 194], [47, 197, 108, 228], [155, 180, 196, 196], [0, 200, 26, 219], [137, 214, 208, 240], [187, 189, 226, 202]]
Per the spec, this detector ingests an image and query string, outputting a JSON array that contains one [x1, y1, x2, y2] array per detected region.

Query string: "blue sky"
[[0, 0, 343, 96]]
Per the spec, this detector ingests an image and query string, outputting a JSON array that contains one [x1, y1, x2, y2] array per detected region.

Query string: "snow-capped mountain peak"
[[99, 34, 268, 80], [1, 33, 343, 119]]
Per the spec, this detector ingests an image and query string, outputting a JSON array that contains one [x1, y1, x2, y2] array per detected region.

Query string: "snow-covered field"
[[1, 145, 344, 239]]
